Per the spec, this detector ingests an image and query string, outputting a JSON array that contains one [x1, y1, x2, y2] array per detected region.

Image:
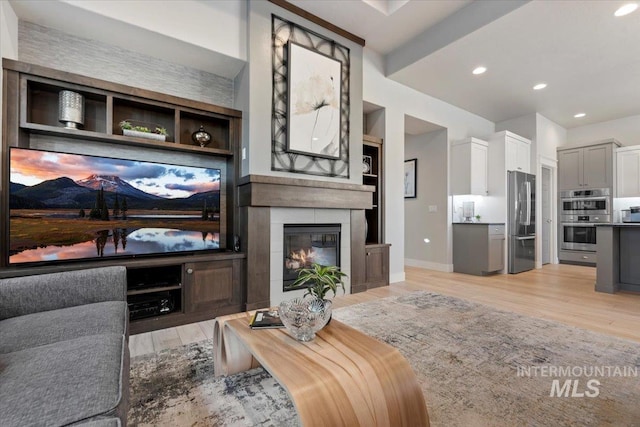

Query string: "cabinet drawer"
[[559, 250, 597, 265], [488, 225, 505, 236]]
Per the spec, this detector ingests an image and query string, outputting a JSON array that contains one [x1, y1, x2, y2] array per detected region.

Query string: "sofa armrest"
[[0, 266, 127, 320]]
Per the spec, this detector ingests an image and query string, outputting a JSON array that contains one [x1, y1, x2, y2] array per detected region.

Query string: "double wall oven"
[[560, 188, 611, 252]]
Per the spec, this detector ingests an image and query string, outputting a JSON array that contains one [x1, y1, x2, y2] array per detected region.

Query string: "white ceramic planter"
[[123, 129, 166, 142]]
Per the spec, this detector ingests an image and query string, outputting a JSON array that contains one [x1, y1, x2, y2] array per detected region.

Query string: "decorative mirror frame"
[[271, 15, 351, 178]]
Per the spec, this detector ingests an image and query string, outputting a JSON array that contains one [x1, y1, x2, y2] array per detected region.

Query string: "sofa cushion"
[[0, 266, 127, 320], [0, 301, 127, 354], [0, 334, 128, 427]]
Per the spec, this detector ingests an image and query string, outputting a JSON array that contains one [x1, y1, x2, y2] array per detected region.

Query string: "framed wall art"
[[287, 41, 342, 159], [404, 159, 417, 199], [362, 155, 372, 174], [271, 15, 350, 178]]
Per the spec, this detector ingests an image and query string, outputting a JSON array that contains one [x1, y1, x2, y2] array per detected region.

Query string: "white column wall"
[[363, 48, 495, 282], [242, 0, 364, 184]]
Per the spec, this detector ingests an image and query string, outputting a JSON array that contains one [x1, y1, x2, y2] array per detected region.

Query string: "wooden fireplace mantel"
[[238, 174, 373, 209], [239, 175, 371, 310]]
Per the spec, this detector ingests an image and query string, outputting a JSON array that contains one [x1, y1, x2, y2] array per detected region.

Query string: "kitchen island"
[[595, 223, 640, 293]]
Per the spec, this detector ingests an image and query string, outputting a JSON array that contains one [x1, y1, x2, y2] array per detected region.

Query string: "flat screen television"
[[8, 147, 223, 265]]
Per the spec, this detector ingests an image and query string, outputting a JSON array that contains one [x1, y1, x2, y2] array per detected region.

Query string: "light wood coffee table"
[[214, 312, 430, 426]]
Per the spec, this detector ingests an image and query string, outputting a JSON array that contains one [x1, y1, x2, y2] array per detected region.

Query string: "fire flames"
[[285, 248, 316, 270]]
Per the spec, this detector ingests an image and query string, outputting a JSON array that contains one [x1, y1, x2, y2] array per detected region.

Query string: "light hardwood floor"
[[129, 264, 640, 357]]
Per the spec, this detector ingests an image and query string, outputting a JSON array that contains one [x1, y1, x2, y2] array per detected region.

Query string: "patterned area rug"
[[128, 291, 640, 426]]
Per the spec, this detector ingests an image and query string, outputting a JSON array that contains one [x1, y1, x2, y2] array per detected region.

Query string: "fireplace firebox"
[[283, 224, 341, 291]]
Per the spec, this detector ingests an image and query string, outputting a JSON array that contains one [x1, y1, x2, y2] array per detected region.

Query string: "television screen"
[[9, 147, 222, 265]]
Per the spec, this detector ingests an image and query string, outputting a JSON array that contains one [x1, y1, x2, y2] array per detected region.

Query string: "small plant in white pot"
[[119, 120, 168, 142]]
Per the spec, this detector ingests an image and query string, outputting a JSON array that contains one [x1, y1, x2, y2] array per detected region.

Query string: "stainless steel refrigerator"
[[508, 170, 536, 273]]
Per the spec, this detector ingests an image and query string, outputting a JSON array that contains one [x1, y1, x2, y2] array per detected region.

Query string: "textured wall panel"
[[18, 21, 233, 108]]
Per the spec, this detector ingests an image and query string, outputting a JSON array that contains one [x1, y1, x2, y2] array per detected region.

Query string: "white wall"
[[7, 0, 246, 78], [62, 0, 247, 62], [536, 114, 565, 161], [363, 48, 495, 282], [535, 114, 564, 266], [239, 0, 363, 184], [404, 129, 451, 271], [496, 114, 536, 139], [0, 2, 18, 59], [566, 114, 640, 148]]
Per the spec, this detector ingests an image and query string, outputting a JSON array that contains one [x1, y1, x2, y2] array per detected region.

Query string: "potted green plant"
[[293, 263, 346, 302], [291, 263, 347, 325]]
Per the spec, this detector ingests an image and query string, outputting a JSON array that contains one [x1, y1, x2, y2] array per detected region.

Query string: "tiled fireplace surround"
[[271, 208, 351, 305], [238, 175, 373, 310]]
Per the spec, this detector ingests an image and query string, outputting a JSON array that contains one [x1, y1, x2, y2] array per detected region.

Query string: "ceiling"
[[292, 0, 640, 129], [7, 0, 640, 130]]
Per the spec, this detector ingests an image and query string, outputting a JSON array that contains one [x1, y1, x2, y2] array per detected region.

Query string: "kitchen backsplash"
[[613, 197, 640, 222]]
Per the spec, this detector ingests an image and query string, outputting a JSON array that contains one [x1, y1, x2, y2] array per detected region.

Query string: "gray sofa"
[[0, 266, 130, 427]]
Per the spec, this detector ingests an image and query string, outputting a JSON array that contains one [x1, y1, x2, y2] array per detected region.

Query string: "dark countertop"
[[453, 222, 505, 225], [595, 223, 640, 226]]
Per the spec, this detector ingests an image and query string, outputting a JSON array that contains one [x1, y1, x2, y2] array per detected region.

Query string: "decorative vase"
[[320, 299, 332, 325], [279, 297, 332, 342], [192, 125, 212, 147], [58, 90, 84, 129]]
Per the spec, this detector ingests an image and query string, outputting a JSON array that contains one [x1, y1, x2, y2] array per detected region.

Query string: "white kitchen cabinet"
[[505, 132, 531, 173], [451, 137, 488, 195], [558, 141, 619, 191], [617, 146, 640, 197]]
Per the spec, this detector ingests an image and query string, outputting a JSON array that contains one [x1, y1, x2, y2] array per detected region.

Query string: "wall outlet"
[[242, 147, 246, 160], [428, 205, 437, 212]]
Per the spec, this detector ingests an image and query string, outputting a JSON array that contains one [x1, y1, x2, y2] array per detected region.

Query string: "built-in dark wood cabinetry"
[[125, 254, 244, 334], [363, 135, 383, 245], [1, 59, 244, 333], [362, 135, 390, 290], [364, 243, 390, 288]]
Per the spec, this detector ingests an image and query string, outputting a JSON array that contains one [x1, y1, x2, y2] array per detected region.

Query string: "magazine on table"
[[249, 309, 284, 329]]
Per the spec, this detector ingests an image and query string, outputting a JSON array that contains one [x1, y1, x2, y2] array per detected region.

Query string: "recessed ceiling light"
[[574, 113, 586, 118], [472, 66, 487, 75], [533, 83, 547, 90], [615, 3, 638, 16]]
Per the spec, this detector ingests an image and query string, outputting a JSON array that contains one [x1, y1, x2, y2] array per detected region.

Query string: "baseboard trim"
[[405, 259, 454, 273], [390, 272, 405, 283]]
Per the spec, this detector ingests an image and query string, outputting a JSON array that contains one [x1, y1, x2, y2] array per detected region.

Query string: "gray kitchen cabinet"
[[453, 223, 505, 275], [558, 141, 619, 190]]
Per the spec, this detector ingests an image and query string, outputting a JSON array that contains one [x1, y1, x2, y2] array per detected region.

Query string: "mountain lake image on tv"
[[9, 147, 222, 264]]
